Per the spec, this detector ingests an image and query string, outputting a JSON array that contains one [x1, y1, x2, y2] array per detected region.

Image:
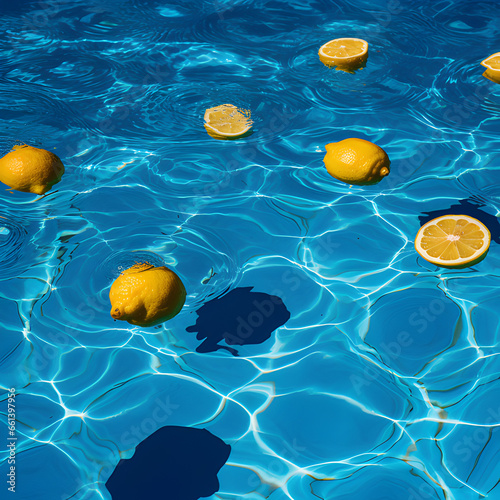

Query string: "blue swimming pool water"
[[1, 0, 500, 498]]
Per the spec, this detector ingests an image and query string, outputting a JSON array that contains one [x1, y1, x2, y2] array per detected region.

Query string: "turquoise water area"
[[1, 0, 500, 498]]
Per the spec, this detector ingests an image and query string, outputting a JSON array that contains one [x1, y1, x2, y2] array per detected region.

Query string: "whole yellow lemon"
[[109, 263, 186, 327], [323, 138, 390, 185], [0, 145, 65, 194]]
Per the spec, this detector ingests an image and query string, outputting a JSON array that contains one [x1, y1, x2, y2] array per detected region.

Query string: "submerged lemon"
[[415, 215, 491, 268], [481, 52, 500, 83], [0, 144, 65, 194], [323, 138, 390, 185], [318, 38, 368, 72], [204, 104, 253, 140], [109, 263, 186, 326]]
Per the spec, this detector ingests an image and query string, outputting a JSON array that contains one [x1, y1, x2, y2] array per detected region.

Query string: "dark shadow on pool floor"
[[106, 426, 231, 500], [419, 197, 500, 244], [186, 286, 291, 355]]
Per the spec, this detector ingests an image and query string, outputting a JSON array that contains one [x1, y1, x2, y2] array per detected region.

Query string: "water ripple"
[[0, 215, 29, 277]]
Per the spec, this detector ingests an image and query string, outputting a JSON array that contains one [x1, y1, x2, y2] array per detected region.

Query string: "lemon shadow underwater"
[[186, 287, 291, 355], [106, 426, 231, 500], [419, 197, 500, 244]]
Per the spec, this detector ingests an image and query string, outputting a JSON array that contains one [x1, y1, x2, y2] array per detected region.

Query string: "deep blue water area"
[[1, 0, 500, 499]]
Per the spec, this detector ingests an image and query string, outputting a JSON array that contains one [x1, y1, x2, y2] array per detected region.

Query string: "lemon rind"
[[203, 122, 252, 138]]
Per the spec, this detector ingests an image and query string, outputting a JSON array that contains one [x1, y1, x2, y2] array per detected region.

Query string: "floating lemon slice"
[[318, 38, 368, 72], [204, 104, 253, 140], [415, 215, 491, 268], [480, 52, 500, 84]]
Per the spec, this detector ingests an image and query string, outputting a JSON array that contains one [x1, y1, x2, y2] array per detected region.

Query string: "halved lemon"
[[415, 215, 491, 268], [318, 38, 368, 72], [204, 104, 253, 140], [480, 52, 500, 84]]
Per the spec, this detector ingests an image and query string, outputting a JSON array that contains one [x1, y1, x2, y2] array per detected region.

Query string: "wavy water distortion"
[[0, 1, 500, 499]]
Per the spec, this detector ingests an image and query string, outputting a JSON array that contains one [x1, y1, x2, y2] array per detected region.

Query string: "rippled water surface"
[[1, 0, 500, 499]]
